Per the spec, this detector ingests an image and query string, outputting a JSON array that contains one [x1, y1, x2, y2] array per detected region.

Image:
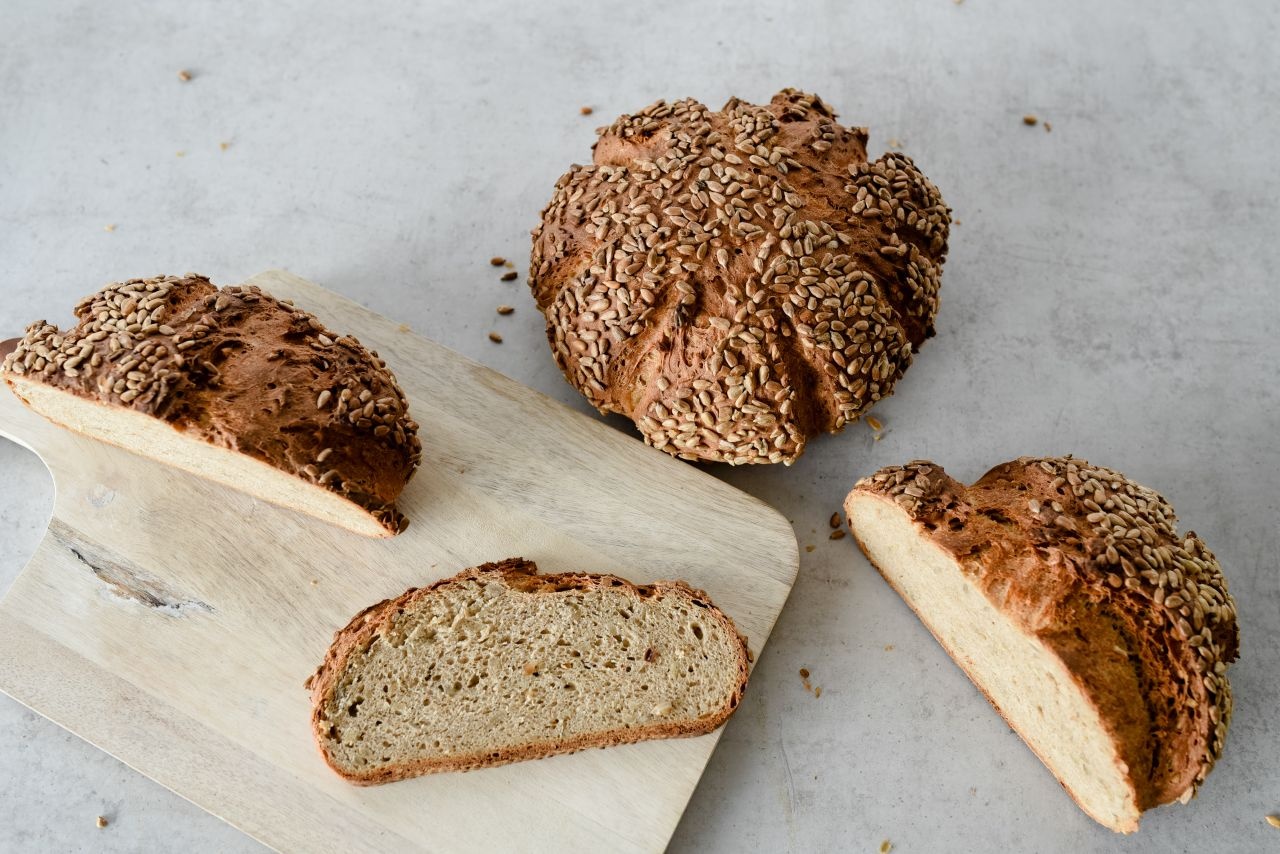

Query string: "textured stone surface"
[[0, 0, 1277, 851]]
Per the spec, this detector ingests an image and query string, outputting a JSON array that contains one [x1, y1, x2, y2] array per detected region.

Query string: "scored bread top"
[[849, 456, 1238, 809], [531, 88, 950, 465], [306, 558, 751, 783], [1, 274, 422, 533]]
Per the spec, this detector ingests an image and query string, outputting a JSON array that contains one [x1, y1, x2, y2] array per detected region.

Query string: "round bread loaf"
[[845, 456, 1239, 831], [531, 89, 951, 464], [2, 274, 421, 535]]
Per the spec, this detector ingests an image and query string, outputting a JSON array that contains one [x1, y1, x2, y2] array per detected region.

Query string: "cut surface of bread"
[[307, 559, 750, 783], [6, 377, 390, 538], [849, 494, 1138, 830], [1, 274, 421, 536], [845, 457, 1239, 833]]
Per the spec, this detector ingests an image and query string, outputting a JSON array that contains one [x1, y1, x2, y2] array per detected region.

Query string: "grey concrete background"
[[1, 0, 1277, 851]]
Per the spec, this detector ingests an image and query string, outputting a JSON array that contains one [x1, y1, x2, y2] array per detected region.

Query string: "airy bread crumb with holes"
[[306, 558, 750, 783]]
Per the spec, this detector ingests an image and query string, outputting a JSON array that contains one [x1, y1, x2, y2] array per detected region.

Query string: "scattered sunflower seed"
[[500, 271, 518, 282], [580, 106, 594, 115], [488, 331, 503, 343], [829, 512, 841, 528], [1023, 114, 1039, 126], [814, 685, 822, 698], [177, 69, 192, 82], [866, 415, 883, 431], [805, 544, 815, 553], [496, 305, 515, 315], [880, 841, 893, 854], [799, 668, 809, 679], [1267, 815, 1280, 829], [829, 529, 846, 540], [490, 256, 506, 266]]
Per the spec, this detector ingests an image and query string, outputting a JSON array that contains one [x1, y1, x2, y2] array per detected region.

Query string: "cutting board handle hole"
[[0, 437, 54, 601]]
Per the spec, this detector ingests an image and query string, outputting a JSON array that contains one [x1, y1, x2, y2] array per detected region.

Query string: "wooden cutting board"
[[0, 270, 798, 854]]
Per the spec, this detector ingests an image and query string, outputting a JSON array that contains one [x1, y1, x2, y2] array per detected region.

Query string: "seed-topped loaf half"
[[531, 88, 950, 464], [306, 558, 750, 783], [1, 274, 422, 536], [844, 456, 1239, 833]]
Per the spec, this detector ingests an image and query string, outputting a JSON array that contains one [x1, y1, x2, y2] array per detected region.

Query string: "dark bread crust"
[[1, 274, 421, 533], [846, 457, 1238, 827], [531, 89, 950, 465], [305, 558, 751, 784]]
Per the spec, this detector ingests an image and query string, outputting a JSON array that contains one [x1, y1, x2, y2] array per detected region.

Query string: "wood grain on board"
[[0, 270, 798, 853]]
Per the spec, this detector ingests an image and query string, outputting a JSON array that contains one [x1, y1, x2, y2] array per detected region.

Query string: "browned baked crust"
[[1, 274, 421, 533], [531, 89, 950, 464], [305, 558, 751, 783], [846, 457, 1238, 814]]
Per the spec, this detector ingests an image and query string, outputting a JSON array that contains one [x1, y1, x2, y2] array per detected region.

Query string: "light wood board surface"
[[0, 270, 798, 854]]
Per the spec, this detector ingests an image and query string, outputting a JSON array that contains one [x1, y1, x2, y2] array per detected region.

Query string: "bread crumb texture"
[[1, 274, 422, 533], [308, 559, 749, 783], [848, 455, 1239, 829]]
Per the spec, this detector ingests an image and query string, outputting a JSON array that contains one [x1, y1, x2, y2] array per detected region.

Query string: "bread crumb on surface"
[[1044, 121, 1053, 132], [488, 331, 503, 343], [884, 644, 894, 651], [489, 256, 506, 266], [1023, 114, 1039, 126], [396, 323, 411, 333], [829, 512, 841, 529], [580, 106, 593, 115], [829, 529, 846, 540], [103, 224, 116, 233], [1267, 814, 1280, 828], [885, 137, 902, 149], [219, 141, 230, 151], [177, 69, 192, 82], [799, 668, 809, 679], [176, 150, 186, 157], [500, 271, 518, 282], [813, 685, 822, 698], [496, 305, 514, 315], [96, 816, 109, 829], [805, 544, 815, 553]]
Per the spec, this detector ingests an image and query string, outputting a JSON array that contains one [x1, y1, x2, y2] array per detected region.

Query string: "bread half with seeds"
[[2, 274, 422, 536], [306, 558, 750, 783], [531, 88, 950, 465], [844, 456, 1238, 833]]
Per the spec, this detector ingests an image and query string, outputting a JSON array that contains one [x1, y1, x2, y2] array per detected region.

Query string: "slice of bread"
[[1, 274, 421, 537], [845, 457, 1238, 833], [306, 558, 750, 783]]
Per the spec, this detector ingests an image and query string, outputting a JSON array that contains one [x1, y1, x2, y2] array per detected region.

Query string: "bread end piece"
[[307, 558, 750, 783], [1, 274, 421, 536], [845, 457, 1238, 833]]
